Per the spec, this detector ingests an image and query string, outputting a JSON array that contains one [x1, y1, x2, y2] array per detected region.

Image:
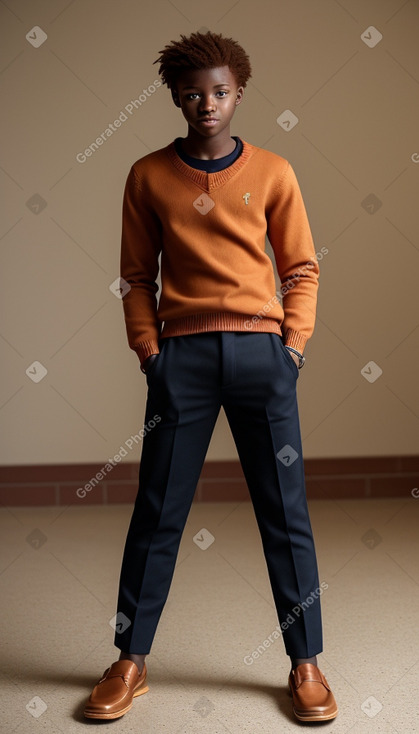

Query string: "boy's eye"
[[185, 91, 228, 100]]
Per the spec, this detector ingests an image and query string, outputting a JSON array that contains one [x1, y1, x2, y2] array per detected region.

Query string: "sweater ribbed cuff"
[[284, 329, 308, 355], [134, 339, 160, 369]]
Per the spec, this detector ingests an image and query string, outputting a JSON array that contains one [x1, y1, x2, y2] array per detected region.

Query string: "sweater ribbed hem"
[[134, 319, 309, 369], [160, 312, 283, 339]]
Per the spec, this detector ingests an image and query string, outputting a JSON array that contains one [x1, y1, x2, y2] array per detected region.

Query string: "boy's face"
[[172, 66, 243, 139]]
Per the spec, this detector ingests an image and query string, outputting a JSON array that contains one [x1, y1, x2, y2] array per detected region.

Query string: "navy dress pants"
[[114, 332, 323, 658]]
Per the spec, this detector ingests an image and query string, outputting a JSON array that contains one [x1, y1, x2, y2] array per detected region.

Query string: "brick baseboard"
[[0, 456, 418, 506]]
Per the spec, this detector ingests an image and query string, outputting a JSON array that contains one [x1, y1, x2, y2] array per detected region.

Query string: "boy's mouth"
[[198, 118, 219, 126]]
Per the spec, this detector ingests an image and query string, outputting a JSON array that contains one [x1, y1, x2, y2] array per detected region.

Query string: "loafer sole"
[[292, 705, 338, 722]]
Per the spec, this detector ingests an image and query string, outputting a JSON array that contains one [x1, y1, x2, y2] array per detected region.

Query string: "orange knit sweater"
[[120, 139, 319, 367]]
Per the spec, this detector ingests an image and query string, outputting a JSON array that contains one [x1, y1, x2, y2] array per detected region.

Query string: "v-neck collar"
[[164, 139, 254, 191]]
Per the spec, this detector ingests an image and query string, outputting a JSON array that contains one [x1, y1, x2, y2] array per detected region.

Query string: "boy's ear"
[[171, 88, 181, 108], [235, 86, 244, 105]]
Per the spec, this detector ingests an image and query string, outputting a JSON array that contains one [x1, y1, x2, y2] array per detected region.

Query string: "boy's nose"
[[199, 96, 215, 112]]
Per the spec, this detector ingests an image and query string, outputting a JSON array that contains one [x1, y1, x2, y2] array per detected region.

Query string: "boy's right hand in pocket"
[[143, 354, 158, 373]]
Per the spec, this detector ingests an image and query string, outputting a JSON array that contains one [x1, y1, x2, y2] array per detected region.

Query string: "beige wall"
[[1, 0, 418, 465]]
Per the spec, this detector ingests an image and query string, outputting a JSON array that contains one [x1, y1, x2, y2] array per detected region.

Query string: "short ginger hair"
[[153, 30, 252, 91]]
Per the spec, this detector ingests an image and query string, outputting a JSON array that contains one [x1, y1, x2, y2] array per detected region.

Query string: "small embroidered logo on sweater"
[[243, 193, 251, 205]]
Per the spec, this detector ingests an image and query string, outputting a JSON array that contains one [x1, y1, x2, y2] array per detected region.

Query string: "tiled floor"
[[1, 497, 418, 733]]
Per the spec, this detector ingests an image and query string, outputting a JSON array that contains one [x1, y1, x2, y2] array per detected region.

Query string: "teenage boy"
[[84, 30, 338, 723]]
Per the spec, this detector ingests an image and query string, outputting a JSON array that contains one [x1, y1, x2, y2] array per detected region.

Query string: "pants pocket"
[[276, 335, 300, 378], [145, 340, 167, 384]]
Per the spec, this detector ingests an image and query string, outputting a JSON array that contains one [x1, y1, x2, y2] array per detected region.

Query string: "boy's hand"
[[143, 354, 158, 373], [288, 351, 300, 368]]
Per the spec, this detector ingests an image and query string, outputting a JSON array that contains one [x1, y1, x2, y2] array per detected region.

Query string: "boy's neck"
[[180, 128, 237, 160]]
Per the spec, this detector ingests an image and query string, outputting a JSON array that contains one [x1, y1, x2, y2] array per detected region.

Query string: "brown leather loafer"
[[84, 659, 149, 719], [288, 663, 338, 722]]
